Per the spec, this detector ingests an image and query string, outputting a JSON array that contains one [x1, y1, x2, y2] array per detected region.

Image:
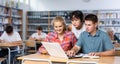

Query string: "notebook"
[[41, 42, 83, 59]]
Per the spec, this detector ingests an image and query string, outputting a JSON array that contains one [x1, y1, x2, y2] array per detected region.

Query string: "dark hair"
[[70, 10, 83, 22], [5, 25, 13, 34], [85, 14, 98, 24], [37, 26, 42, 30]]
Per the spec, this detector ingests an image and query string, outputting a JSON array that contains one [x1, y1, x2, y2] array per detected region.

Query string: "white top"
[[31, 32, 47, 39], [0, 31, 22, 42], [72, 24, 86, 39], [0, 31, 22, 52]]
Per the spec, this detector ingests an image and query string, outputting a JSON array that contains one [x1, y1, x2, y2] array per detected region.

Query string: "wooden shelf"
[[0, 5, 23, 38]]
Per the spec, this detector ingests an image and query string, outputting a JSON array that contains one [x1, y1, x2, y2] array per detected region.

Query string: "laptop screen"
[[42, 42, 68, 58]]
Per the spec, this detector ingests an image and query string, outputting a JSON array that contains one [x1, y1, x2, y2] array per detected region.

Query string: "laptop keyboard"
[[68, 54, 83, 59]]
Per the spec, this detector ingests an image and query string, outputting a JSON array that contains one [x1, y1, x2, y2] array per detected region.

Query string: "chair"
[[13, 42, 25, 64], [13, 40, 37, 64], [66, 60, 97, 64], [0, 58, 6, 64], [21, 58, 52, 64], [23, 40, 37, 54]]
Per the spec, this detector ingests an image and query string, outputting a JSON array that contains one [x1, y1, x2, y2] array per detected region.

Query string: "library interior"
[[0, 0, 120, 64]]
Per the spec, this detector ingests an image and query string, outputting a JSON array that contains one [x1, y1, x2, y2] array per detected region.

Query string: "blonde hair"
[[51, 16, 66, 32]]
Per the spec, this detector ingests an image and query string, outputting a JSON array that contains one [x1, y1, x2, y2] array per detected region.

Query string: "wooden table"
[[114, 43, 120, 56], [18, 53, 120, 64], [0, 43, 22, 64]]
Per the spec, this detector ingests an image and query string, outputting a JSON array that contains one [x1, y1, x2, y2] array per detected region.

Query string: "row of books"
[[0, 0, 19, 8], [98, 12, 120, 19], [0, 7, 21, 17], [0, 18, 21, 25], [0, 25, 20, 31], [99, 20, 120, 25]]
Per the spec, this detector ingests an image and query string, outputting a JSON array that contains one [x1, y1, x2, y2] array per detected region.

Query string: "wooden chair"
[[21, 58, 52, 64], [66, 60, 97, 64], [12, 42, 25, 64], [23, 40, 37, 54]]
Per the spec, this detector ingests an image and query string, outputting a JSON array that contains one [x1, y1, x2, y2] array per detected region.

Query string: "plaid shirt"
[[39, 31, 77, 53]]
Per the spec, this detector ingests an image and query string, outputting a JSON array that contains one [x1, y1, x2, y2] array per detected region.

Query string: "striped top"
[[39, 31, 77, 52]]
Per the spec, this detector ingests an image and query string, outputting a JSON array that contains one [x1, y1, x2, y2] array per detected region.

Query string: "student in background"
[[28, 26, 47, 50], [67, 14, 114, 57], [39, 16, 77, 54], [106, 28, 120, 44], [68, 10, 85, 39], [0, 25, 22, 63]]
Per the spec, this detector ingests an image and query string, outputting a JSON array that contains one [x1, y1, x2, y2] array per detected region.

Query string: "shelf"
[[14, 29, 21, 31], [99, 25, 120, 27], [97, 10, 120, 40], [43, 30, 53, 32], [0, 4, 23, 37], [0, 14, 10, 17], [11, 7, 22, 11], [99, 18, 120, 20], [27, 29, 53, 32], [0, 4, 21, 10], [0, 5, 10, 8], [66, 23, 71, 26], [29, 23, 48, 25], [28, 16, 54, 19], [115, 33, 120, 34], [28, 30, 36, 31]]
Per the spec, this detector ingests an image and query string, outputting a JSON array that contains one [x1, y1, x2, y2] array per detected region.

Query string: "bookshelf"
[[97, 10, 120, 39], [0, 4, 23, 37]]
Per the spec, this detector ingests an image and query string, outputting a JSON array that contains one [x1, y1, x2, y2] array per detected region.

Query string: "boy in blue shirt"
[[67, 14, 114, 56]]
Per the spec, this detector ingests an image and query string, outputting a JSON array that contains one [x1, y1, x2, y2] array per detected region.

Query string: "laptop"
[[41, 42, 83, 59]]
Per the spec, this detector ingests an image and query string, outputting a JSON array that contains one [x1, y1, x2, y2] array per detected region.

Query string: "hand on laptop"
[[41, 49, 48, 54], [67, 50, 76, 57]]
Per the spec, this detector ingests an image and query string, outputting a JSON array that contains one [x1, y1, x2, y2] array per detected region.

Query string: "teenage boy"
[[67, 14, 114, 57]]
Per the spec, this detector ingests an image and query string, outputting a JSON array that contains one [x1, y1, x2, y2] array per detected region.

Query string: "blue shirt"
[[76, 30, 114, 54]]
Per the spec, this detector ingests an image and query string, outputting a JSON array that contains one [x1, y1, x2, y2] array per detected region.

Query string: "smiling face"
[[52, 16, 66, 35], [53, 21, 64, 34]]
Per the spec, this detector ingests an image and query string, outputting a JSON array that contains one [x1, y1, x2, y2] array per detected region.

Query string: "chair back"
[[23, 40, 37, 54], [24, 40, 36, 47], [22, 58, 52, 64], [66, 60, 97, 64]]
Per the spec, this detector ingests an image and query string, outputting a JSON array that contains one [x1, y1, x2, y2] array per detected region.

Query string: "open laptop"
[[41, 42, 83, 59]]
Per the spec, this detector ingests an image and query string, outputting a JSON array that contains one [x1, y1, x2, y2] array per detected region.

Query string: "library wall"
[[29, 0, 120, 11]]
